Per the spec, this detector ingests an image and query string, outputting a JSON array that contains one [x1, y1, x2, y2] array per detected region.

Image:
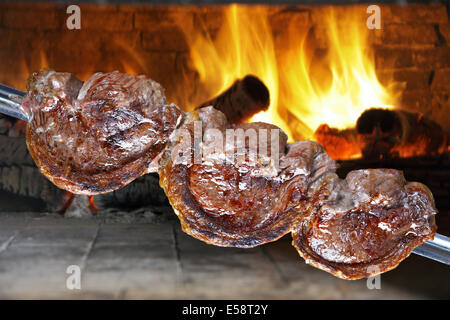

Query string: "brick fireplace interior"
[[1, 1, 449, 212], [1, 2, 449, 130], [0, 1, 449, 299]]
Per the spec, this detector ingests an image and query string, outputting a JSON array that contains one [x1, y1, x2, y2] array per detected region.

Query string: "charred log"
[[356, 108, 447, 159], [196, 75, 270, 123], [315, 108, 447, 160]]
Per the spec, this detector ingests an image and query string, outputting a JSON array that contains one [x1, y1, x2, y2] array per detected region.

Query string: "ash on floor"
[[0, 211, 448, 299]]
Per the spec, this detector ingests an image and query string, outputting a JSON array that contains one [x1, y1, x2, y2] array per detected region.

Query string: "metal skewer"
[[413, 233, 450, 265], [0, 84, 29, 122]]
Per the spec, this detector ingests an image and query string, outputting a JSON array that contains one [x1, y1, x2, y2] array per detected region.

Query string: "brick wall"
[[373, 3, 450, 135], [0, 2, 449, 134]]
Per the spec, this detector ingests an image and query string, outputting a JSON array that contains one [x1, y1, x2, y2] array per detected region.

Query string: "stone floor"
[[0, 210, 448, 299]]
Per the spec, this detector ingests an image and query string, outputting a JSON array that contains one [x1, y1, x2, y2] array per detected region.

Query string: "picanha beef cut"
[[24, 69, 183, 194], [292, 169, 437, 279], [159, 106, 437, 277], [159, 106, 337, 247], [22, 69, 438, 279]]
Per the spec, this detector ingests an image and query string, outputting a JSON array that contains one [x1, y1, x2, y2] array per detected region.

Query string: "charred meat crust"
[[291, 170, 437, 280], [24, 70, 438, 279], [160, 164, 297, 247], [25, 69, 183, 194], [159, 106, 337, 248], [159, 107, 437, 267]]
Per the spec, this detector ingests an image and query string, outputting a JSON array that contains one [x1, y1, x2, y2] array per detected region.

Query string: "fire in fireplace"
[[0, 1, 449, 219], [1, 2, 448, 161], [179, 5, 401, 144], [0, 1, 449, 296]]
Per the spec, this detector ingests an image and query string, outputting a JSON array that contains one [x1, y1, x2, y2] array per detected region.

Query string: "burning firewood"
[[63, 194, 97, 218], [315, 108, 447, 160], [356, 108, 447, 159], [196, 75, 270, 123]]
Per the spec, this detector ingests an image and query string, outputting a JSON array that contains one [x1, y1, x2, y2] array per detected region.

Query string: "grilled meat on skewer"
[[159, 106, 337, 247], [292, 169, 437, 279], [24, 69, 183, 194], [158, 107, 437, 271], [20, 69, 438, 279]]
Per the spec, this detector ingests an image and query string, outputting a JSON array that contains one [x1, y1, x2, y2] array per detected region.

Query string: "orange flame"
[[281, 8, 400, 134], [179, 5, 292, 137], [180, 5, 402, 143]]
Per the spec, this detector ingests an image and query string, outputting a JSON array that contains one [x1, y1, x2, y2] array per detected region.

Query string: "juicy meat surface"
[[292, 169, 437, 279], [22, 69, 438, 279], [25, 69, 183, 194], [159, 106, 337, 247], [159, 106, 437, 276]]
